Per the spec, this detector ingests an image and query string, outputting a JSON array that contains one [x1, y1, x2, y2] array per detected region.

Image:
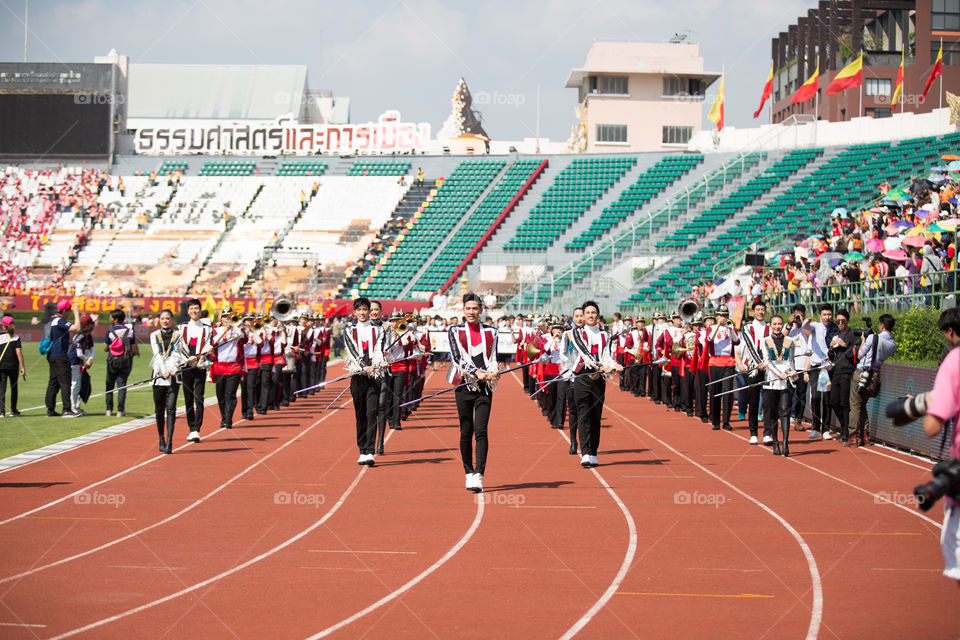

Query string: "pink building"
[[565, 42, 721, 153]]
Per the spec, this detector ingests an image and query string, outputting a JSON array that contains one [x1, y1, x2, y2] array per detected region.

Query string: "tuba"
[[678, 299, 700, 324], [271, 297, 296, 323]]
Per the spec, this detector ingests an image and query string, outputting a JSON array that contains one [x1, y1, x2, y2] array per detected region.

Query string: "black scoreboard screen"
[[0, 94, 110, 156]]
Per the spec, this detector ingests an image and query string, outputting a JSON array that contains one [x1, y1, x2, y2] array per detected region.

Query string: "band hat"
[[717, 304, 730, 315], [550, 316, 564, 329], [704, 312, 716, 320], [670, 311, 680, 319], [635, 315, 645, 322]]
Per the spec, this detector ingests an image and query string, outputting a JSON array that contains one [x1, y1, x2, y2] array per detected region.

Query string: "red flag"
[[753, 63, 773, 119], [825, 53, 863, 95], [922, 42, 943, 102], [790, 61, 819, 104]]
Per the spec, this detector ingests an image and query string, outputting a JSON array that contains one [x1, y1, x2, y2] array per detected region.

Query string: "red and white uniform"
[[535, 333, 562, 376], [179, 320, 212, 360], [707, 323, 740, 366], [209, 326, 245, 378], [243, 329, 263, 371]]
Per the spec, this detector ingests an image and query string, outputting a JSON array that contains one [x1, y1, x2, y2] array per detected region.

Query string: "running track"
[[0, 366, 956, 639]]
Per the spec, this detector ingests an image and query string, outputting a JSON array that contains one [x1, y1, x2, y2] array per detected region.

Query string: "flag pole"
[[858, 50, 863, 118], [940, 38, 944, 110]]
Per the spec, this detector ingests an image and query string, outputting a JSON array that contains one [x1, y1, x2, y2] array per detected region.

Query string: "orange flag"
[[753, 63, 773, 118], [922, 42, 943, 102], [790, 60, 819, 104]]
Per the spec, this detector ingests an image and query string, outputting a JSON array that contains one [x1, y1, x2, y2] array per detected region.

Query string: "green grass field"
[[0, 348, 185, 459]]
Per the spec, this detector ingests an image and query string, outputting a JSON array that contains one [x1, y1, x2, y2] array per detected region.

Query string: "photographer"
[[920, 308, 960, 588], [847, 314, 897, 447], [804, 304, 840, 440]]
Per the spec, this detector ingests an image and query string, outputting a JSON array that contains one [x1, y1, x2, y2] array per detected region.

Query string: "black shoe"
[[159, 439, 166, 453], [782, 445, 790, 457], [722, 424, 733, 431], [376, 444, 384, 455], [712, 424, 721, 430], [772, 441, 781, 456], [569, 443, 578, 455], [224, 424, 232, 429], [47, 411, 60, 417], [11, 410, 19, 416], [164, 445, 173, 454]]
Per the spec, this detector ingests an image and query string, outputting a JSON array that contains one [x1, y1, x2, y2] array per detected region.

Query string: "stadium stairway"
[[397, 160, 515, 298], [498, 149, 772, 311]]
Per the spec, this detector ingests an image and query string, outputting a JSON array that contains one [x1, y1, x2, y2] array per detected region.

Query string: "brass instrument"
[[524, 342, 542, 360], [393, 313, 416, 334], [671, 333, 696, 359], [678, 298, 700, 324], [271, 297, 296, 323], [251, 316, 265, 332], [224, 311, 243, 327]]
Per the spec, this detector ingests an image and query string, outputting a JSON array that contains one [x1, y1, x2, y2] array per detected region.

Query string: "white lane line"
[[308, 550, 417, 555], [622, 475, 695, 478], [305, 498, 484, 638], [0, 423, 228, 527], [107, 566, 187, 571], [0, 622, 46, 628], [719, 430, 942, 528], [49, 448, 378, 640], [862, 446, 932, 471], [516, 505, 596, 509], [606, 406, 823, 640], [0, 401, 350, 585]]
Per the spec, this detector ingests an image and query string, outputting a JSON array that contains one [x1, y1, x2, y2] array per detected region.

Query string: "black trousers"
[[709, 365, 735, 428], [242, 367, 259, 417], [661, 367, 673, 406], [521, 364, 533, 394], [632, 364, 646, 396], [792, 376, 808, 420], [0, 368, 18, 413], [617, 354, 627, 390], [180, 368, 206, 432], [649, 365, 661, 402], [281, 370, 294, 405], [385, 369, 406, 429], [104, 364, 132, 412], [696, 370, 709, 417], [564, 378, 579, 447], [258, 364, 275, 413], [745, 384, 762, 435], [763, 387, 791, 447], [319, 355, 328, 383], [455, 386, 491, 475], [574, 375, 605, 456], [681, 370, 693, 413], [153, 382, 179, 446], [544, 374, 562, 427], [829, 371, 852, 438], [45, 356, 71, 413], [376, 370, 390, 443], [351, 375, 381, 455], [554, 378, 570, 432], [298, 359, 310, 397], [215, 373, 241, 427]]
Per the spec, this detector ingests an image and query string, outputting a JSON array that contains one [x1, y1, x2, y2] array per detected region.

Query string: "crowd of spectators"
[[690, 174, 958, 313]]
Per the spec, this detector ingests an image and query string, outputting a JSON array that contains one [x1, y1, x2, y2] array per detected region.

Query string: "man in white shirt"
[[803, 303, 840, 440], [344, 297, 385, 466], [483, 288, 497, 309]]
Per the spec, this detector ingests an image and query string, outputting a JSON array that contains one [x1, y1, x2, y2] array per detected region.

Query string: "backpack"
[[38, 321, 53, 355], [107, 326, 134, 372]]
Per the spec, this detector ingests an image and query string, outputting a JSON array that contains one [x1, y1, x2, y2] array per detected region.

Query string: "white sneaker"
[[358, 454, 367, 465], [366, 454, 375, 467], [823, 432, 834, 440], [581, 454, 591, 468], [589, 455, 599, 467], [186, 431, 200, 442], [749, 436, 758, 445], [473, 473, 483, 493], [465, 473, 476, 491], [763, 435, 773, 444]]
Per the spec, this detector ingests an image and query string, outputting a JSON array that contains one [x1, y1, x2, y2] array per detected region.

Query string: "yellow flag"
[[707, 75, 724, 131]]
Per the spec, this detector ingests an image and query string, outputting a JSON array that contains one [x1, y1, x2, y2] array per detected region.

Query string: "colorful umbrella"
[[882, 249, 907, 261], [929, 222, 949, 233], [938, 218, 959, 228], [931, 166, 949, 172], [832, 207, 848, 216], [885, 224, 902, 236], [844, 251, 865, 261], [902, 236, 929, 248], [865, 238, 885, 252], [905, 226, 933, 237], [892, 220, 915, 228], [942, 154, 960, 161], [886, 188, 909, 200], [949, 160, 960, 171]]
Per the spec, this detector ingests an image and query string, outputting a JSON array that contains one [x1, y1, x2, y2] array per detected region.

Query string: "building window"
[[596, 124, 628, 143], [599, 76, 628, 94], [867, 107, 893, 118], [662, 77, 706, 98], [932, 0, 960, 31], [662, 126, 693, 144], [865, 78, 891, 96], [932, 41, 960, 64]]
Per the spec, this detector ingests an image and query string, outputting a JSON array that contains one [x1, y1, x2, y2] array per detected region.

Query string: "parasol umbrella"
[[794, 246, 810, 260], [892, 220, 915, 228], [819, 251, 843, 266], [831, 207, 848, 216], [942, 154, 960, 161], [911, 180, 933, 194], [902, 235, 928, 248], [882, 249, 908, 261], [880, 199, 901, 208], [938, 218, 959, 229], [844, 251, 865, 261], [869, 207, 886, 214], [887, 188, 911, 200], [949, 159, 960, 171], [790, 232, 807, 241], [928, 222, 949, 233], [865, 238, 885, 252], [931, 166, 949, 172], [884, 224, 901, 235]]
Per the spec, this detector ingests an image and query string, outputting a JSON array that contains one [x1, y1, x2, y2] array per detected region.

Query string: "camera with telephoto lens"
[[885, 392, 931, 427], [855, 369, 875, 394], [914, 459, 960, 512]]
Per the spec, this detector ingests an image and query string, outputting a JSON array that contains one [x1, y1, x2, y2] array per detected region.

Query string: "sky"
[[0, 0, 818, 142]]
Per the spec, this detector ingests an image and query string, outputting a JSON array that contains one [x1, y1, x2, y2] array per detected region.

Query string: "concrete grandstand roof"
[[127, 63, 308, 120]]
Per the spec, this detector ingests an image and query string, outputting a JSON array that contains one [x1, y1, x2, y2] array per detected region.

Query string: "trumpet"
[[394, 313, 416, 334], [271, 297, 296, 323], [225, 311, 243, 327]]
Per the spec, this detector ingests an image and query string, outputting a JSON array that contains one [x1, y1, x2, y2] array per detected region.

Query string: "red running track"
[[0, 366, 956, 639]]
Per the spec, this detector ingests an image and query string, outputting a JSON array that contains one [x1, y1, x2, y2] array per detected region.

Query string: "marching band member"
[[660, 312, 685, 410], [270, 318, 287, 409], [694, 313, 715, 423], [614, 315, 629, 391], [281, 318, 300, 406], [240, 316, 262, 420], [210, 310, 245, 429], [533, 317, 549, 416], [296, 313, 313, 398], [383, 311, 414, 437], [630, 316, 652, 397], [151, 309, 187, 453], [370, 301, 391, 449], [316, 315, 331, 386], [761, 315, 796, 456], [535, 318, 564, 429], [558, 307, 584, 454], [681, 321, 698, 416], [649, 311, 666, 402], [257, 319, 276, 415], [179, 299, 212, 442], [448, 293, 500, 493], [707, 305, 739, 431], [742, 300, 769, 442], [344, 297, 385, 466], [569, 300, 622, 468], [518, 315, 536, 394]]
